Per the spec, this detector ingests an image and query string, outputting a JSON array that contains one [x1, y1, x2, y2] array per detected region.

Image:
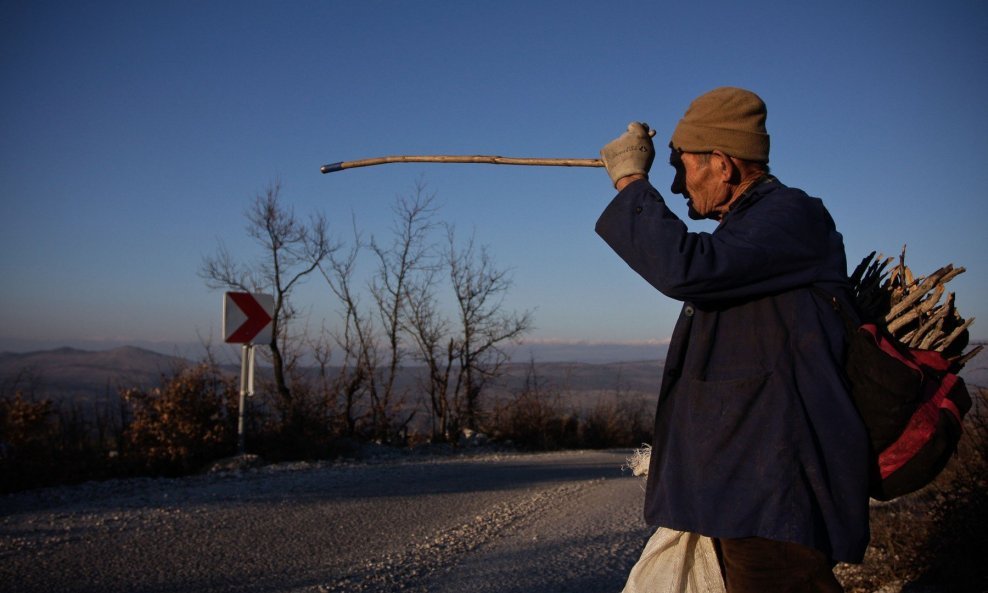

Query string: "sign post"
[[223, 292, 274, 454], [237, 344, 257, 454]]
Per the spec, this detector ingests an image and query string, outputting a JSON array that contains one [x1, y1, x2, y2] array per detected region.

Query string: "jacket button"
[[683, 305, 694, 317], [635, 206, 643, 214]]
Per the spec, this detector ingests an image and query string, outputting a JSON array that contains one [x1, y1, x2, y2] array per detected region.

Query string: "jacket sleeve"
[[594, 179, 846, 303]]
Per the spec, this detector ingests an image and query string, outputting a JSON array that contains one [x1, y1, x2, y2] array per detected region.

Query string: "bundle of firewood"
[[849, 247, 981, 370]]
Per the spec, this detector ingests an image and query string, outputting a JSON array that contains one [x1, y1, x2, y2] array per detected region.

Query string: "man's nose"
[[671, 173, 684, 195]]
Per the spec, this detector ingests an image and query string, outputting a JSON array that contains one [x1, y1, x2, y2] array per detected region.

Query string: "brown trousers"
[[713, 537, 844, 593]]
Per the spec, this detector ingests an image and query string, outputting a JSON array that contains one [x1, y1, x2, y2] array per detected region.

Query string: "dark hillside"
[[0, 346, 187, 404], [2, 344, 981, 415], [0, 346, 663, 414]]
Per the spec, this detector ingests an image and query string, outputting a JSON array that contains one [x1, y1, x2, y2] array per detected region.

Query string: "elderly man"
[[596, 87, 870, 592]]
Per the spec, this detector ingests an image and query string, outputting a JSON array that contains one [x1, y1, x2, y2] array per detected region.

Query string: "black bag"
[[814, 287, 972, 501]]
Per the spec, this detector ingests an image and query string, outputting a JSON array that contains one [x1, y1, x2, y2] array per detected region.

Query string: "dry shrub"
[[0, 393, 59, 491], [487, 361, 653, 451], [0, 390, 126, 491], [912, 384, 988, 590], [246, 387, 338, 461], [581, 395, 651, 449], [488, 362, 579, 450], [122, 363, 238, 474]]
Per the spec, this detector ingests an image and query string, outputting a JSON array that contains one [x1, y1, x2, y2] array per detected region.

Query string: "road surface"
[[1, 450, 653, 593]]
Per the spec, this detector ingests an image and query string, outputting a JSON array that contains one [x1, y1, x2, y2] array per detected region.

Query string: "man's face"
[[669, 149, 731, 221]]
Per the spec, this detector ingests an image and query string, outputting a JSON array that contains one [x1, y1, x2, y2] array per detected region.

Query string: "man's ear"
[[712, 150, 738, 183]]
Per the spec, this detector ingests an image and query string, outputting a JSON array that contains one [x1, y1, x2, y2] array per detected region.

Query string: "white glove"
[[600, 122, 656, 188]]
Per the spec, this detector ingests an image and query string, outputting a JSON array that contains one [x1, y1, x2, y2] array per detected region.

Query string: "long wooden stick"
[[320, 154, 604, 174]]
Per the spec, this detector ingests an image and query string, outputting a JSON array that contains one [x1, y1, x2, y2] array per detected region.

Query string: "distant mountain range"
[[3, 343, 983, 412], [0, 345, 664, 410], [0, 346, 188, 404]]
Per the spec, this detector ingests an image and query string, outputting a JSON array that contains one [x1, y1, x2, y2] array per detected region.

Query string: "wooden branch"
[[889, 283, 945, 335], [940, 317, 975, 353], [913, 301, 951, 349], [321, 155, 604, 174], [886, 265, 955, 322], [954, 344, 984, 368]]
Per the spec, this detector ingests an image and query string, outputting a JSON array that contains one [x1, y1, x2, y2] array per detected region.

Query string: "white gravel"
[[1, 449, 652, 593]]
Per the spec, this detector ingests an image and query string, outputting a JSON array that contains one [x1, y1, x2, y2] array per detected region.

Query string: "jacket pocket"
[[682, 373, 773, 443]]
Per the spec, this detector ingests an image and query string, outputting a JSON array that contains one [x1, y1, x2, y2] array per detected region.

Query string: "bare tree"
[[447, 228, 533, 432], [308, 326, 361, 437], [366, 186, 439, 439], [320, 183, 438, 442], [320, 230, 374, 437], [403, 260, 457, 441], [404, 224, 533, 442], [199, 181, 334, 428]]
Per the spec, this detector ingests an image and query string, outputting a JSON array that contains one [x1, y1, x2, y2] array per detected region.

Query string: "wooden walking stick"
[[320, 154, 604, 174]]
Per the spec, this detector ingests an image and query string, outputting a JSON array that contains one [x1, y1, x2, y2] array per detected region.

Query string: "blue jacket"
[[596, 177, 870, 562]]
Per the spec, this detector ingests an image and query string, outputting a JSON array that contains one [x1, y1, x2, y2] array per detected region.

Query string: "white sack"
[[621, 527, 726, 593]]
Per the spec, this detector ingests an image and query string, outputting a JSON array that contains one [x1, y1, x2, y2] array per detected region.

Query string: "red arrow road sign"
[[223, 292, 274, 344]]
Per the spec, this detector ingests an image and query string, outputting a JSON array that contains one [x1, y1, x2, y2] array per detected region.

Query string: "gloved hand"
[[600, 122, 656, 188]]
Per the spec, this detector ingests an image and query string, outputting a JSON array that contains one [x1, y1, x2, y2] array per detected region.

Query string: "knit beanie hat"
[[670, 87, 770, 163]]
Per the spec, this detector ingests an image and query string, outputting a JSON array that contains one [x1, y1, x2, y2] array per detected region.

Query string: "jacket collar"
[[723, 175, 779, 219]]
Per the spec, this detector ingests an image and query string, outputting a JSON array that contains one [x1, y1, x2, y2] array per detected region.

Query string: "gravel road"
[[1, 449, 653, 593]]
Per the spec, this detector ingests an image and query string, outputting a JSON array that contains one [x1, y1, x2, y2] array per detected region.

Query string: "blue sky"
[[2, 1, 986, 360]]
